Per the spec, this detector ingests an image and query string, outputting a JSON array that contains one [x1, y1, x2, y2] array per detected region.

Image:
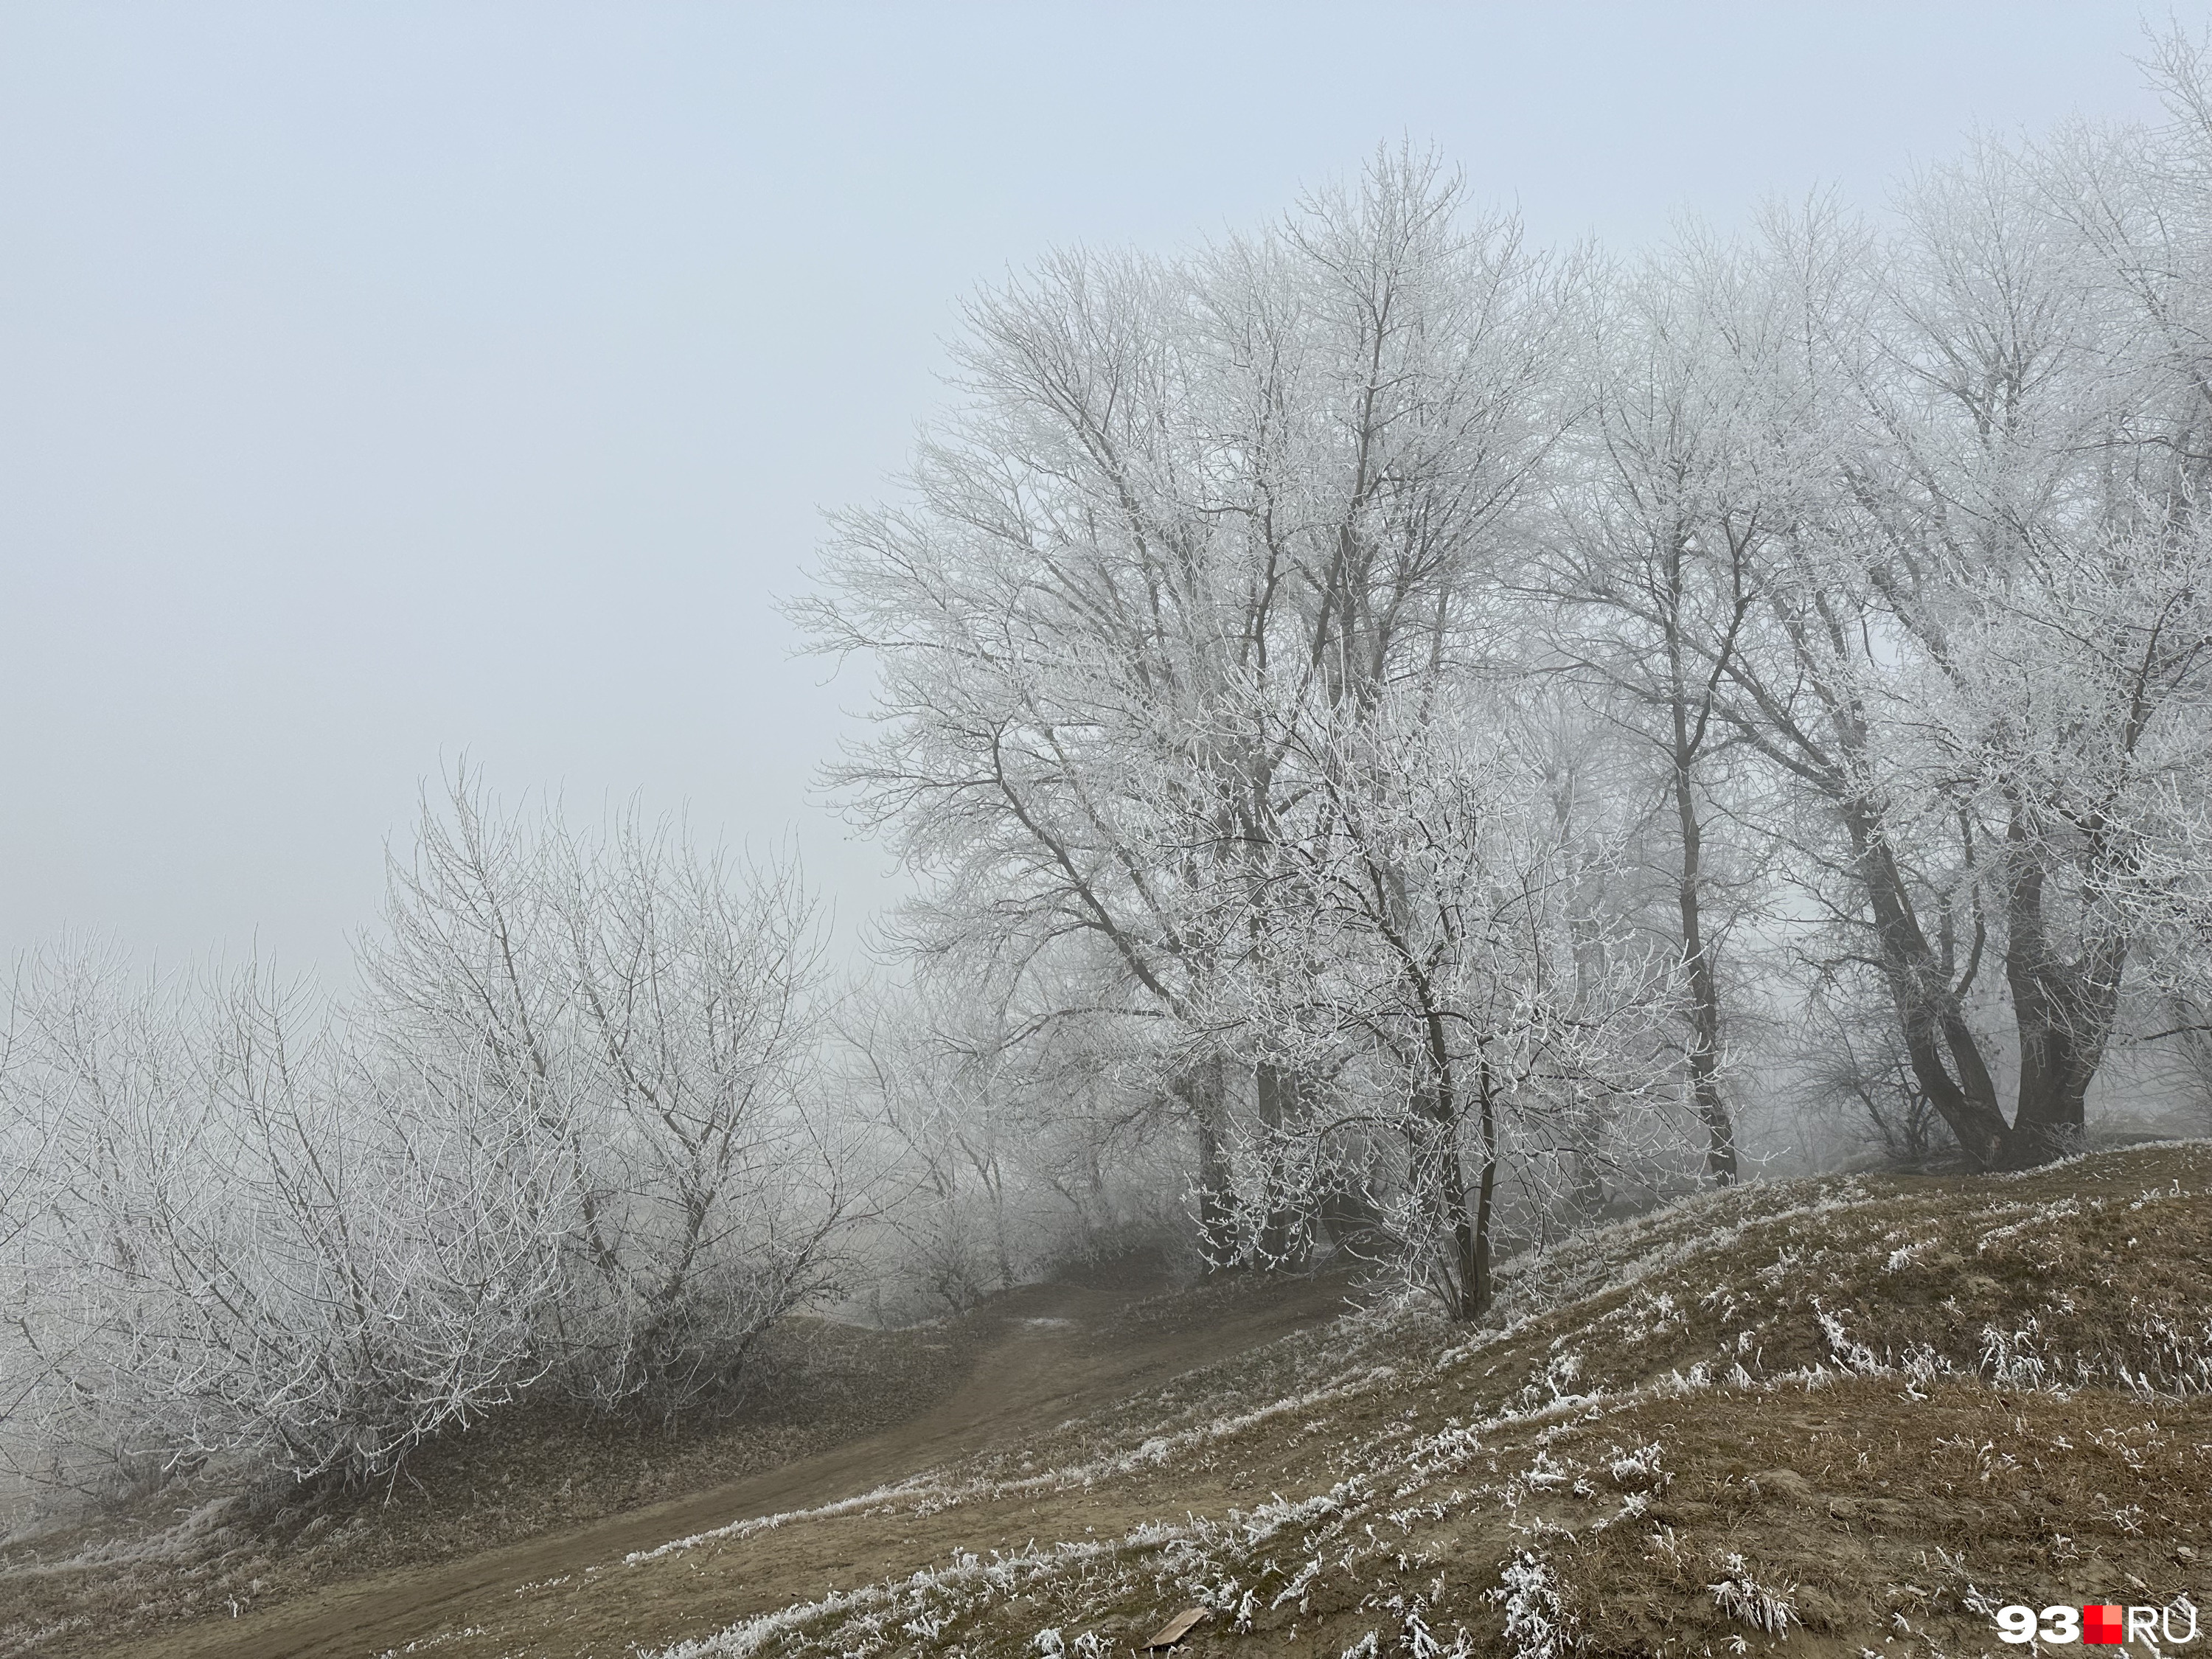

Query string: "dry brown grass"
[[4, 1145, 2207, 1658], [597, 1144, 2210, 1659]]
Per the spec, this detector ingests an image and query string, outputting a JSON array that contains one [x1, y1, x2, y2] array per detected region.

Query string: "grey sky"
[[0, 2, 2184, 981]]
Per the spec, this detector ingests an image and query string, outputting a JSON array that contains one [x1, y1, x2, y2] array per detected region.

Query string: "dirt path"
[[100, 1273, 1349, 1659]]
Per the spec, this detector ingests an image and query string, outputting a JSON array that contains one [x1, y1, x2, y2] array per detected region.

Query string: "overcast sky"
[[0, 2, 2191, 981]]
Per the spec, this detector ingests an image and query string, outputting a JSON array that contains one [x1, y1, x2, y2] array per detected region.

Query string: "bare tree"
[[1, 945, 568, 1489], [839, 984, 1022, 1312], [359, 771, 851, 1412], [796, 148, 1577, 1259], [1186, 687, 1679, 1320], [838, 974, 1188, 1313], [1536, 233, 1828, 1184]]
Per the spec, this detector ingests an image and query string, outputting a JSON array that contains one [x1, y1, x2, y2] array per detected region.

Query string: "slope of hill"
[[7, 1144, 2208, 1658]]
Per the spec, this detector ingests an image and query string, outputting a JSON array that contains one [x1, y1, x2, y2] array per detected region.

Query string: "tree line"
[[800, 35, 2212, 1321]]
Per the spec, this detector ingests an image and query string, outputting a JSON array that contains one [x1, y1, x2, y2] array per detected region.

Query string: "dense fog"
[[4, 30, 2211, 1506]]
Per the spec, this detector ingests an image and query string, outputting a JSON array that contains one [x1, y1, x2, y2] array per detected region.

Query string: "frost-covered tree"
[[797, 148, 1580, 1264], [839, 975, 1187, 1315], [1180, 686, 1676, 1318], [1534, 229, 1840, 1184], [0, 947, 567, 1487], [360, 773, 852, 1410], [0, 778, 855, 1490], [1700, 77, 2212, 1166]]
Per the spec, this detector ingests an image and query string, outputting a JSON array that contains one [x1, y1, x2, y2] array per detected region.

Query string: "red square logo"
[[2083, 1605, 2125, 1645]]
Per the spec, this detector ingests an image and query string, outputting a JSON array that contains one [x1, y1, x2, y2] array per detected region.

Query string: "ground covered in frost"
[[6, 1146, 2208, 1658], [638, 1145, 2212, 1659]]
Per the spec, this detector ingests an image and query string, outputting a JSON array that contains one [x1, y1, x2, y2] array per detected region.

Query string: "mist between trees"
[[8, 32, 2212, 1503]]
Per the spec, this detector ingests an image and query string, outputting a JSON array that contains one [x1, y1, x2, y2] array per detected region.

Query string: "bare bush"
[[361, 772, 852, 1411], [0, 945, 566, 1489], [0, 776, 853, 1492]]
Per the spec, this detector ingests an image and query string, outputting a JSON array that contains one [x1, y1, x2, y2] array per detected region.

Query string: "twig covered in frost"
[[1707, 1553, 1798, 1635], [1491, 1550, 1574, 1659]]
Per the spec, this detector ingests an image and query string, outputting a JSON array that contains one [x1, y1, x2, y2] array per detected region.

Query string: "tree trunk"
[[1179, 1057, 1238, 1267], [1253, 1061, 1310, 1269], [987, 1171, 1015, 1293], [1414, 1052, 1495, 1324], [1998, 814, 2123, 1169], [1841, 801, 2011, 1166], [1672, 741, 1737, 1185], [1416, 1082, 1485, 1321], [2002, 1020, 2095, 1169], [1464, 1067, 1499, 1321]]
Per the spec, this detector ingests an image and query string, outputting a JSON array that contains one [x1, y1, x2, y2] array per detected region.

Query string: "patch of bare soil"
[[9, 1147, 2210, 1658]]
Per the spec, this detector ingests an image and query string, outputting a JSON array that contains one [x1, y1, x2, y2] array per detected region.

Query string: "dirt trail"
[[102, 1273, 1349, 1659]]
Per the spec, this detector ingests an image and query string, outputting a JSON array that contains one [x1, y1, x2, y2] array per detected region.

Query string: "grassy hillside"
[[7, 1144, 2208, 1658], [625, 1143, 2211, 1659]]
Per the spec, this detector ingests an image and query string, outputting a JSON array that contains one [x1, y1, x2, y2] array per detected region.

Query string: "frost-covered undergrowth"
[[634, 1144, 2212, 1659]]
